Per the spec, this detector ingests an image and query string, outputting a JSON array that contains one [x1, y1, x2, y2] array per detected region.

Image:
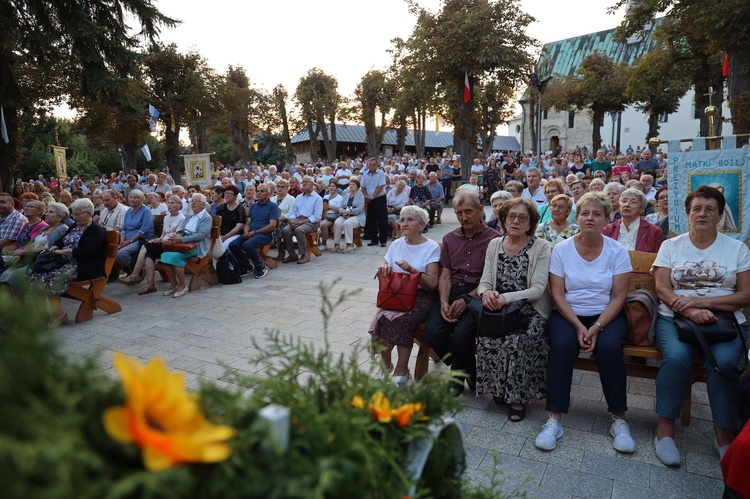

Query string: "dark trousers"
[[228, 233, 272, 271], [545, 310, 629, 414], [422, 283, 477, 380], [442, 178, 453, 201], [366, 195, 389, 244]]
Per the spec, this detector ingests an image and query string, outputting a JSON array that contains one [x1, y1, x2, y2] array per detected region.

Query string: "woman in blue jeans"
[[535, 192, 635, 454], [652, 185, 750, 466]]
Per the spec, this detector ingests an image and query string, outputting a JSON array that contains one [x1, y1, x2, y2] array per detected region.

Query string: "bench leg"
[[73, 293, 96, 323], [414, 344, 431, 380], [96, 297, 122, 315], [681, 383, 693, 426]]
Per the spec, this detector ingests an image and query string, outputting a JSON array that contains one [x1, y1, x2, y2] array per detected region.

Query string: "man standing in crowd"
[[422, 190, 500, 394], [123, 175, 143, 200], [361, 158, 388, 248], [590, 149, 612, 180], [0, 192, 28, 250], [521, 167, 546, 206], [280, 176, 322, 265], [634, 148, 659, 176]]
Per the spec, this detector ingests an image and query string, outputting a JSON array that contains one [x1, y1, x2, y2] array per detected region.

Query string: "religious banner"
[[669, 142, 749, 243], [183, 153, 211, 188], [52, 145, 68, 181]]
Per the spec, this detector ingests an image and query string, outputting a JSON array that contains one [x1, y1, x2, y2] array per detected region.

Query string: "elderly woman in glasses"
[[535, 194, 580, 248], [602, 187, 663, 253]]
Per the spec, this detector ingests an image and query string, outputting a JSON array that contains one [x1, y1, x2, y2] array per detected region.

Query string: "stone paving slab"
[[56, 206, 728, 498]]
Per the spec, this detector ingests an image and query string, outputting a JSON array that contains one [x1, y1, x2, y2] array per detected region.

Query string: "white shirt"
[[521, 185, 547, 205], [653, 232, 750, 322], [550, 236, 632, 316], [385, 237, 441, 288], [617, 217, 641, 251]]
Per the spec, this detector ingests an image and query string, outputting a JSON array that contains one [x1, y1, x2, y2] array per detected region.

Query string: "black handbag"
[[674, 311, 742, 376], [468, 296, 528, 339], [27, 250, 68, 274]]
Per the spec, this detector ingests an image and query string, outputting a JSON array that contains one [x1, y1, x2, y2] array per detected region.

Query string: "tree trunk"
[[318, 117, 336, 163], [124, 140, 138, 172], [306, 121, 319, 161], [0, 106, 20, 193], [454, 76, 476, 180], [694, 61, 725, 137], [728, 47, 750, 135], [397, 114, 407, 155], [164, 115, 181, 181], [279, 103, 295, 165], [645, 112, 660, 147], [365, 128, 378, 158], [591, 111, 604, 154]]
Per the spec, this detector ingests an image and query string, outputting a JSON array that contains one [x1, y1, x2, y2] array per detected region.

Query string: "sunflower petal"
[[142, 446, 178, 471], [102, 407, 134, 443]]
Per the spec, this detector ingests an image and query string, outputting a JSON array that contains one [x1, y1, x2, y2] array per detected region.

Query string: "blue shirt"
[[248, 200, 280, 231], [290, 191, 323, 224], [428, 182, 444, 201], [360, 168, 386, 199], [122, 205, 154, 240]]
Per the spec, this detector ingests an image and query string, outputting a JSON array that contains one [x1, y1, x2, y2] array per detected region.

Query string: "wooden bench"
[[184, 215, 222, 291], [62, 230, 122, 323], [412, 250, 706, 425]]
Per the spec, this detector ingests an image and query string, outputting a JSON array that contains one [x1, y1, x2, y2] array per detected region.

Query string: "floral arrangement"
[[0, 282, 516, 498]]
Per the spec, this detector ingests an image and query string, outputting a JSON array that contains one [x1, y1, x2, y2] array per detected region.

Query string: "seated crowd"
[[1, 147, 745, 472]]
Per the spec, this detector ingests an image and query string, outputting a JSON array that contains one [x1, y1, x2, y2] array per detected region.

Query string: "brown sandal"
[[138, 286, 157, 295], [119, 274, 144, 285]]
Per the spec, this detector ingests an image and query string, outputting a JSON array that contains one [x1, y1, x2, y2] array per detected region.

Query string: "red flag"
[[723, 53, 729, 78], [463, 72, 471, 103]]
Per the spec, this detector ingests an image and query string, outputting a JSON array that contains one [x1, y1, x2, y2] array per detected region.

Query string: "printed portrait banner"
[[669, 147, 750, 243], [183, 153, 211, 188], [52, 145, 68, 181]]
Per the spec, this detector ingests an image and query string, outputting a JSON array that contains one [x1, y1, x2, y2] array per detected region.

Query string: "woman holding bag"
[[475, 198, 551, 422], [369, 206, 440, 386], [652, 185, 750, 466], [160, 194, 212, 298]]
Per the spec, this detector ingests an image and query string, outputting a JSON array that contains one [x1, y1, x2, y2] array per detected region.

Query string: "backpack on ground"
[[216, 252, 242, 285]]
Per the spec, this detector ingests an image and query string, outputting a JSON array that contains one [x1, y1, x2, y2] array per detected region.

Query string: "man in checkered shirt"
[[0, 192, 28, 251]]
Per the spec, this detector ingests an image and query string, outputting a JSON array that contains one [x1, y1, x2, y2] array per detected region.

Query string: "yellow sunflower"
[[103, 352, 236, 471]]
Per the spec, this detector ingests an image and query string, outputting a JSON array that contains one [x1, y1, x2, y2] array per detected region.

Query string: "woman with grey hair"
[[386, 180, 409, 238], [604, 181, 624, 222], [160, 193, 212, 298], [116, 189, 154, 274], [602, 187, 664, 253], [370, 205, 440, 386], [536, 194, 580, 247], [486, 190, 513, 232], [28, 198, 105, 325], [504, 180, 524, 198]]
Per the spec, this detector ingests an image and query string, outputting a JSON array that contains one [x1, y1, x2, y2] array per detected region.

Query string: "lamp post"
[[529, 73, 553, 156]]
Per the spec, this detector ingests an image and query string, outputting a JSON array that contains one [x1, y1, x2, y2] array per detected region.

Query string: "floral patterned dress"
[[535, 220, 580, 248], [28, 225, 86, 295], [475, 237, 549, 404]]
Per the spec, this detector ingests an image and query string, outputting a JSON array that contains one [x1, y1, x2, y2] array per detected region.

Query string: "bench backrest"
[[104, 230, 119, 278], [153, 213, 165, 237], [628, 250, 657, 292]]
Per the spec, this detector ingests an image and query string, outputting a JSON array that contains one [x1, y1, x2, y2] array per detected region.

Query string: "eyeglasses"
[[506, 213, 529, 223], [657, 195, 668, 201]]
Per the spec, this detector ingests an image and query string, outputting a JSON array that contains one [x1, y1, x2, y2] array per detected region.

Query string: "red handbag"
[[375, 271, 421, 312], [162, 241, 199, 253]]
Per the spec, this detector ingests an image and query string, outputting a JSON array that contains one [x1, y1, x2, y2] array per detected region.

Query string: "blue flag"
[[148, 104, 160, 132], [141, 144, 152, 162]]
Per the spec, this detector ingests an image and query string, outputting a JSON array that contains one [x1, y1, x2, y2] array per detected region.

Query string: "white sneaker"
[[535, 414, 564, 451], [392, 372, 415, 387], [610, 416, 636, 453], [318, 244, 327, 251]]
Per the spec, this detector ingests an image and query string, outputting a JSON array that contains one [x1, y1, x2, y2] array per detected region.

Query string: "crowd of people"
[[1, 145, 747, 472]]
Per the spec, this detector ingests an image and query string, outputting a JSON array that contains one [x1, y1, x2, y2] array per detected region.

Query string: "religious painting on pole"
[[183, 153, 211, 188], [669, 145, 749, 243], [52, 145, 68, 180]]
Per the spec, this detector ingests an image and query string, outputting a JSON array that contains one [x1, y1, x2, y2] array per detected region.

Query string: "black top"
[[51, 222, 106, 281], [217, 204, 247, 236]]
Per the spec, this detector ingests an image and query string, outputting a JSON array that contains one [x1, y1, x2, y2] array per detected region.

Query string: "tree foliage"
[[273, 85, 296, 166], [394, 0, 536, 174], [0, 0, 176, 192], [294, 68, 342, 163], [355, 70, 395, 158], [546, 53, 631, 151], [475, 79, 515, 156], [612, 0, 750, 134], [627, 46, 692, 142]]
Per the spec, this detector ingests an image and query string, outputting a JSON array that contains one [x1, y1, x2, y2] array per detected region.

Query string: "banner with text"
[[669, 147, 749, 243], [183, 153, 212, 188], [52, 145, 68, 181]]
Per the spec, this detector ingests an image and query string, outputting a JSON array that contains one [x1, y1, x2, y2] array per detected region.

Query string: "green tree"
[[394, 0, 535, 176], [251, 133, 286, 166], [0, 0, 176, 191], [612, 0, 750, 134], [295, 68, 342, 163], [476, 79, 515, 156], [627, 47, 692, 143], [216, 66, 252, 163], [355, 70, 395, 157], [546, 53, 631, 151], [143, 44, 212, 180]]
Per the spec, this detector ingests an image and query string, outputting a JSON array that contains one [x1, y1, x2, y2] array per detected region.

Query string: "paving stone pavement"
[[57, 206, 726, 498]]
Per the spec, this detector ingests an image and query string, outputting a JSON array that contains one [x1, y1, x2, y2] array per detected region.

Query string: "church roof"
[[291, 124, 521, 151], [539, 19, 663, 77]]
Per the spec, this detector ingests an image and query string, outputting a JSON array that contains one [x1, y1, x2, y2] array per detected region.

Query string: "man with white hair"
[[265, 165, 281, 184], [521, 167, 546, 206], [280, 176, 322, 264]]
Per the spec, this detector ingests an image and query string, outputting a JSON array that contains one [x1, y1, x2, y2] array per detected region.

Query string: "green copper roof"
[[539, 18, 663, 76]]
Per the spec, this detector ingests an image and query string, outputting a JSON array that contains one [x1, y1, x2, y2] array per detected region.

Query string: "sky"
[[152, 0, 628, 104]]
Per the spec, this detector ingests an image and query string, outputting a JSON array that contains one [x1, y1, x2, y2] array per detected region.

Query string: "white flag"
[[141, 144, 152, 162], [0, 107, 8, 144]]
